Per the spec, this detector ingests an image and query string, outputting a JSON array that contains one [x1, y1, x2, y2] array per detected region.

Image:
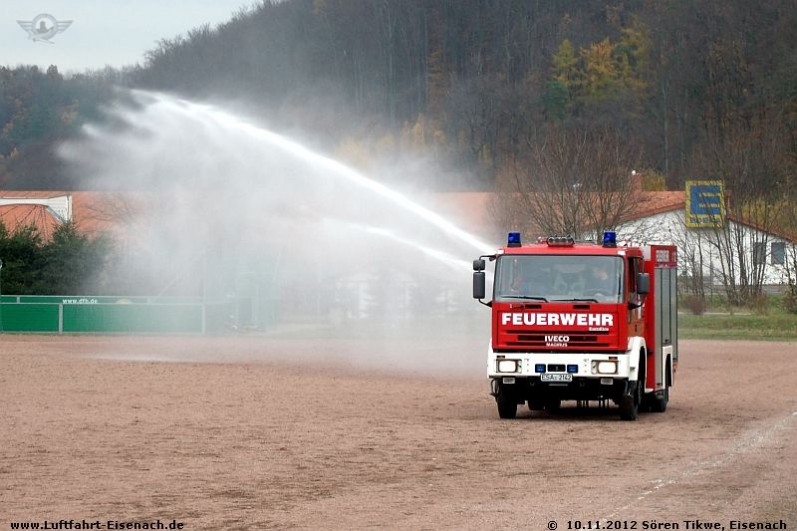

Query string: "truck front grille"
[[503, 329, 612, 348]]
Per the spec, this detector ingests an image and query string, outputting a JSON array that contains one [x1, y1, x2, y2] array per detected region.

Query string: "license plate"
[[541, 373, 572, 382]]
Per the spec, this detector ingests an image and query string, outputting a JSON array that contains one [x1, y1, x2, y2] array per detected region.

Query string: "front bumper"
[[488, 349, 635, 403], [488, 350, 632, 380], [489, 373, 633, 403]]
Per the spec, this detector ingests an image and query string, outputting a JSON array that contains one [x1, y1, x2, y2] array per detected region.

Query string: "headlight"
[[595, 360, 617, 374], [497, 360, 519, 373]]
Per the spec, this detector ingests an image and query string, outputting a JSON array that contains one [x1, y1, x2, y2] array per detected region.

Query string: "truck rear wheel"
[[496, 389, 518, 419], [650, 360, 671, 413], [649, 386, 669, 413]]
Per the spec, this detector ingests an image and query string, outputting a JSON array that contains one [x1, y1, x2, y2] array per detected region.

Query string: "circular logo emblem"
[[31, 13, 59, 40]]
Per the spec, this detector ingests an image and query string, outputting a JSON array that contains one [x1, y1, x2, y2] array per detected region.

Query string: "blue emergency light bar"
[[602, 231, 617, 248], [507, 232, 522, 247]]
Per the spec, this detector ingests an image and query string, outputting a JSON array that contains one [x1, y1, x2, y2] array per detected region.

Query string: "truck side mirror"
[[473, 271, 486, 299], [473, 259, 486, 271], [637, 273, 650, 295]]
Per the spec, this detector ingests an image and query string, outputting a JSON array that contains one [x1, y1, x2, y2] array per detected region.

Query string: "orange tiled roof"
[[0, 190, 133, 241], [626, 191, 685, 221], [0, 203, 62, 241], [23, 188, 789, 246], [70, 192, 138, 236], [433, 190, 797, 244], [433, 191, 687, 232]]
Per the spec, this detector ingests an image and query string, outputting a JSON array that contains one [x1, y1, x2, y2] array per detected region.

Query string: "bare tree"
[[690, 108, 793, 305], [782, 241, 797, 313], [670, 223, 718, 308], [494, 125, 643, 240]]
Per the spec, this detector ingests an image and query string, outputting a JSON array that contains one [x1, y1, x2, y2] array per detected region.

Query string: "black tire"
[[619, 380, 641, 421], [496, 391, 518, 419], [650, 359, 671, 413], [649, 386, 669, 413]]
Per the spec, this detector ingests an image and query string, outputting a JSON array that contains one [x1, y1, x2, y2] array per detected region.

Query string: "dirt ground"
[[1, 333, 796, 530]]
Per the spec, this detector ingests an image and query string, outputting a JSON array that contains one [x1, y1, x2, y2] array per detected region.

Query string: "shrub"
[[682, 294, 707, 315], [783, 288, 797, 314], [751, 294, 771, 315]]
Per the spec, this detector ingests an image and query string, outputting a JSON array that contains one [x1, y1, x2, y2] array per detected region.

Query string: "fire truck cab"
[[473, 231, 678, 420]]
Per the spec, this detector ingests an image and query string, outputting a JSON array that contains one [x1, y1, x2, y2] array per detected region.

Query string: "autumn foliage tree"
[[0, 0, 794, 198]]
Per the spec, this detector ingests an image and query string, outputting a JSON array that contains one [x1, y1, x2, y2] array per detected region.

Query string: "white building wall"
[[616, 209, 796, 287]]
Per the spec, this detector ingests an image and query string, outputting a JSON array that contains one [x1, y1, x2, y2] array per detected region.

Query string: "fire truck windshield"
[[494, 255, 624, 303]]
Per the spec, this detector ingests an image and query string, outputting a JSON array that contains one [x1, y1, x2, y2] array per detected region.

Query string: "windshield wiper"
[[502, 296, 549, 302], [552, 298, 599, 303]]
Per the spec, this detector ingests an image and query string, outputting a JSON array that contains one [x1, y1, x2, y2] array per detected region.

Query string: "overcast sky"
[[1, 0, 254, 73]]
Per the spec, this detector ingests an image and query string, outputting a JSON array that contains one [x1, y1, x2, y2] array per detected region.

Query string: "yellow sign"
[[685, 181, 725, 228]]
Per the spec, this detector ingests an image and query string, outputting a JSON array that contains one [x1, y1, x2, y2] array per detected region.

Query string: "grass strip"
[[678, 313, 797, 341]]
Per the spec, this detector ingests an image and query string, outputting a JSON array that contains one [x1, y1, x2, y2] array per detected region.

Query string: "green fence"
[[0, 295, 235, 334]]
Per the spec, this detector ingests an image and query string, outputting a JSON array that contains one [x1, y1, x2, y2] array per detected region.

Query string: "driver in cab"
[[585, 263, 612, 297], [510, 261, 546, 296]]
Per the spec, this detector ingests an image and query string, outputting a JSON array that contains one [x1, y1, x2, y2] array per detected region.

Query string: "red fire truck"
[[473, 231, 678, 420]]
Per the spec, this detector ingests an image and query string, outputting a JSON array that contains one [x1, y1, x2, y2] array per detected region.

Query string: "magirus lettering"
[[501, 312, 613, 327]]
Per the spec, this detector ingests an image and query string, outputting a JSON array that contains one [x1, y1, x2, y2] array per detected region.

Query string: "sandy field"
[[1, 333, 796, 529]]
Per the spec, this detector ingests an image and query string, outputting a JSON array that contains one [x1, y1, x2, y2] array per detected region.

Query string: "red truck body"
[[474, 233, 678, 420]]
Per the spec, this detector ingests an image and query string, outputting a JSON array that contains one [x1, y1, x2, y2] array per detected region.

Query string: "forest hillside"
[[1, 0, 795, 195]]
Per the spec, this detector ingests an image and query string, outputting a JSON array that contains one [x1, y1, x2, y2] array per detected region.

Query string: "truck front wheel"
[[496, 388, 518, 419], [618, 380, 641, 421]]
